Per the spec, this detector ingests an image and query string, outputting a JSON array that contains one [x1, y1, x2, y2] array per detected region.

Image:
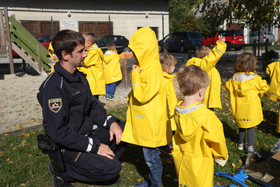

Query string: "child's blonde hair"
[[177, 65, 209, 96], [234, 53, 257, 75], [159, 52, 177, 72], [195, 46, 211, 59], [83, 32, 96, 44], [107, 42, 116, 51]]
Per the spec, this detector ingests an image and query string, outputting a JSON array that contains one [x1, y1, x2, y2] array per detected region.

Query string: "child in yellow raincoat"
[[121, 27, 172, 187], [159, 52, 178, 154], [186, 35, 226, 109], [266, 61, 280, 133], [103, 43, 122, 100], [48, 42, 59, 75], [173, 65, 228, 187], [226, 53, 269, 152], [78, 32, 105, 98]]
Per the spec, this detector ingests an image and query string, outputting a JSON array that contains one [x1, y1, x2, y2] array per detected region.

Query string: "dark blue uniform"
[[37, 62, 123, 184]]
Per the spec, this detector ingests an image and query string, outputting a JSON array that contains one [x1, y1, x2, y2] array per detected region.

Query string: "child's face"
[[166, 64, 175, 74]]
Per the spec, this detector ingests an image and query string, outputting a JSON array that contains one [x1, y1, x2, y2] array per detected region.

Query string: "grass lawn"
[[0, 84, 279, 187]]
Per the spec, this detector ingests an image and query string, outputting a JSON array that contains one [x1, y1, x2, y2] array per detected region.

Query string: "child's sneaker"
[[238, 143, 244, 150], [109, 95, 116, 100], [106, 94, 110, 100], [133, 180, 149, 187], [247, 146, 254, 153]]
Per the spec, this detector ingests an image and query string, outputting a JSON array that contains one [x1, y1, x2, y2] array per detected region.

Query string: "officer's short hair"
[[52, 30, 85, 61], [177, 65, 209, 96]]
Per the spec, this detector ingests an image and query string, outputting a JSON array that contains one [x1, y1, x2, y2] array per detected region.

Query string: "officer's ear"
[[61, 50, 69, 62]]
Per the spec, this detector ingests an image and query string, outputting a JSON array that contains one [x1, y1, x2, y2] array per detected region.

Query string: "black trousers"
[[56, 122, 126, 185]]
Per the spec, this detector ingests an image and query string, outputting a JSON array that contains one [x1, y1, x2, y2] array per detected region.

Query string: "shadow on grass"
[[119, 144, 177, 187], [260, 110, 279, 137], [222, 120, 239, 144]]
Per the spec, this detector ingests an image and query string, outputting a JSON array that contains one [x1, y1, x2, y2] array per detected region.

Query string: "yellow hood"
[[231, 72, 258, 96], [129, 27, 159, 69]]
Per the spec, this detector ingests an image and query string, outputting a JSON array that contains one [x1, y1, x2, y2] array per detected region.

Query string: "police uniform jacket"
[[37, 62, 119, 153]]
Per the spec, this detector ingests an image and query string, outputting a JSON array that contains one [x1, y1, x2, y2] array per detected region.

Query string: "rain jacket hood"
[[122, 27, 172, 147], [173, 101, 228, 187], [225, 72, 269, 128], [128, 27, 159, 69]]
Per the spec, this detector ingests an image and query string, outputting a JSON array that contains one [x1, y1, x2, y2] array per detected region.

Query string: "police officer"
[[37, 30, 124, 186]]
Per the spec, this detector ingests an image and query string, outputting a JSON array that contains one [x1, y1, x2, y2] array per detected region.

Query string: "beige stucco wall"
[[6, 8, 169, 40]]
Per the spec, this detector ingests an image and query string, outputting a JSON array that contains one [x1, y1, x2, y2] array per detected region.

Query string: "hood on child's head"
[[128, 27, 159, 68]]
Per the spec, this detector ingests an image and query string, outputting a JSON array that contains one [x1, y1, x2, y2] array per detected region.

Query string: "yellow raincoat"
[[122, 27, 172, 147], [163, 72, 178, 131], [78, 44, 106, 95], [266, 61, 280, 132], [103, 50, 122, 84], [172, 101, 228, 187], [225, 72, 269, 128], [186, 40, 226, 109], [48, 42, 59, 75]]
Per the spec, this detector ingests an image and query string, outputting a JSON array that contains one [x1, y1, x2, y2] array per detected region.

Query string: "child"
[[78, 32, 105, 99], [173, 65, 228, 187], [186, 35, 226, 110], [266, 61, 280, 133], [159, 52, 178, 154], [103, 43, 122, 100], [225, 53, 269, 152], [121, 27, 172, 187], [48, 42, 59, 75]]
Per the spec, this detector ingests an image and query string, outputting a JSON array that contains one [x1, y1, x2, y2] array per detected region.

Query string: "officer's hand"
[[97, 143, 115, 160], [109, 122, 122, 145]]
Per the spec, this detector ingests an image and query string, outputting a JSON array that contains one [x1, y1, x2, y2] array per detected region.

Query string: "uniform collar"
[[54, 62, 85, 82]]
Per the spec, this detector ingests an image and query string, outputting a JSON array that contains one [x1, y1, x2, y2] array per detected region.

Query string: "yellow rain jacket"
[[122, 27, 172, 147], [103, 50, 122, 84], [225, 72, 269, 128], [163, 72, 178, 131], [78, 44, 106, 95], [48, 42, 59, 75], [186, 40, 226, 109], [172, 101, 228, 187], [266, 61, 280, 102], [266, 61, 280, 132]]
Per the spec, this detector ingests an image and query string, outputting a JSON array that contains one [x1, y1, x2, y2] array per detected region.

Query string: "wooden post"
[[37, 44, 42, 73], [0, 10, 6, 47], [4, 7, 14, 74]]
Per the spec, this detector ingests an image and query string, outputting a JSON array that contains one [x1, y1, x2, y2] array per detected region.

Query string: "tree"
[[168, 0, 222, 36], [197, 0, 280, 30]]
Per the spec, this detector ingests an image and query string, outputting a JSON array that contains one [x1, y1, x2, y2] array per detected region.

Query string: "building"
[[0, 0, 169, 40]]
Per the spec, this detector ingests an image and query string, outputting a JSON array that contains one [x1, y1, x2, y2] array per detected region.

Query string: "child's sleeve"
[[199, 40, 227, 72], [204, 115, 228, 166], [257, 76, 269, 98], [130, 66, 163, 103]]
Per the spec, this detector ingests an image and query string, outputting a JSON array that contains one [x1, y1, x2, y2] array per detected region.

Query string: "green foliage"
[[168, 0, 223, 37], [197, 0, 280, 30]]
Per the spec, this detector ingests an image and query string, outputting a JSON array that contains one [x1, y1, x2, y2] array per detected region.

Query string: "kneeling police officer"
[[37, 30, 124, 186]]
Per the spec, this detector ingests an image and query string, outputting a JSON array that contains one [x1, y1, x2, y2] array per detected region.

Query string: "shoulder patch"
[[48, 98, 62, 113]]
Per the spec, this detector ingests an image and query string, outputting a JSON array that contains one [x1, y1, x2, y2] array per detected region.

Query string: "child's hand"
[[218, 35, 225, 43], [132, 65, 142, 73]]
